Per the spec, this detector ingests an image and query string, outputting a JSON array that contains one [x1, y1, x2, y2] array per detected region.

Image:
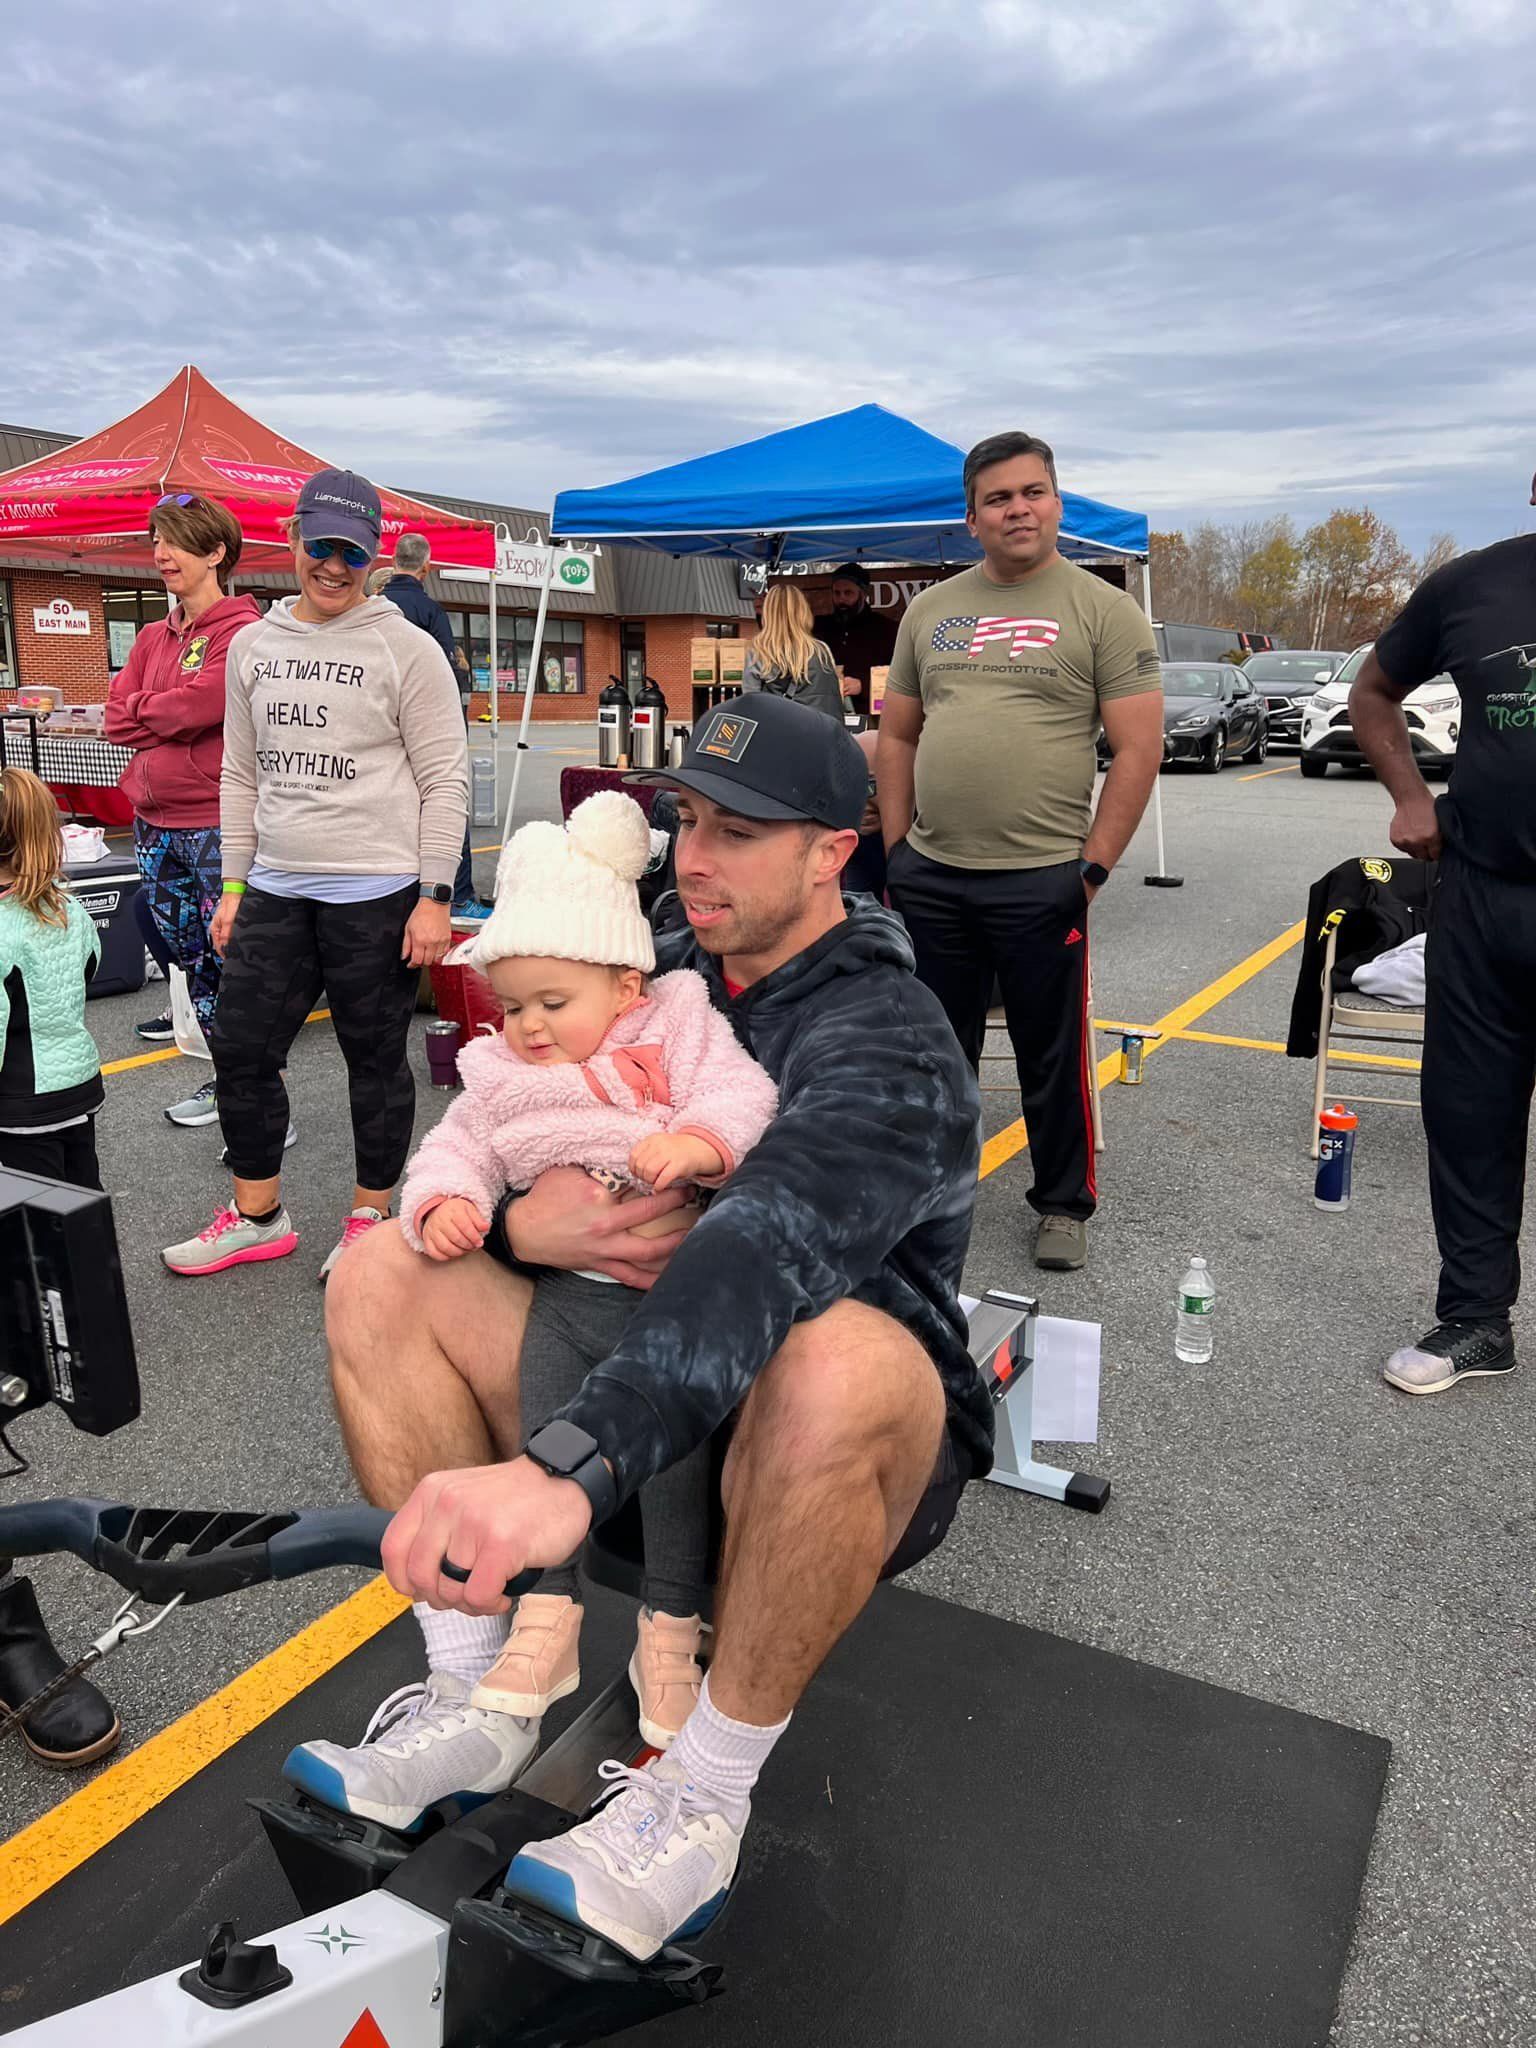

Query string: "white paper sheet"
[[1030, 1316, 1101, 1444]]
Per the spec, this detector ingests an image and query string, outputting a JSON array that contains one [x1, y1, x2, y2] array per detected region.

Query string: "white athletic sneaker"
[[163, 1077, 219, 1127], [319, 1206, 388, 1283], [282, 1673, 538, 1832], [503, 1755, 742, 1961], [161, 1206, 298, 1276]]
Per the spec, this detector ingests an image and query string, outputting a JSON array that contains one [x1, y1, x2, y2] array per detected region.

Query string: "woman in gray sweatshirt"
[[161, 468, 468, 1283]]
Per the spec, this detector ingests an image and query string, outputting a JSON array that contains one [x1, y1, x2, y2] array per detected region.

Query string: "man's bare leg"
[[710, 1300, 946, 1724], [326, 1220, 532, 1507]]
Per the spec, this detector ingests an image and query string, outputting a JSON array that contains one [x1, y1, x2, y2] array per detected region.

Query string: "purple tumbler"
[[425, 1019, 462, 1089]]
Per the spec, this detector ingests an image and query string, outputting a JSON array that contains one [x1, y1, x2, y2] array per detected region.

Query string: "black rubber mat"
[[1, 1583, 1388, 2045]]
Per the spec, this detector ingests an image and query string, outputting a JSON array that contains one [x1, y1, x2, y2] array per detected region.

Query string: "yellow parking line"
[[1239, 762, 1300, 782], [2, 920, 1307, 1915], [1093, 1019, 1420, 1073], [101, 1010, 332, 1078], [979, 919, 1305, 1178], [0, 1578, 406, 1926]]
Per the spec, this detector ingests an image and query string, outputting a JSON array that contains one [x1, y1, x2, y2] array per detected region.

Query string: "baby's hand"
[[628, 1132, 725, 1192], [420, 1196, 491, 1262]]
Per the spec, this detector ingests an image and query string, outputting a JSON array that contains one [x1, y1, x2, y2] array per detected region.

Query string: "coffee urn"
[[597, 675, 631, 768], [628, 676, 668, 772]]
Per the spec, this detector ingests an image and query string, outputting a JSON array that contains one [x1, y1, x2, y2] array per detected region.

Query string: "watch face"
[[529, 1418, 597, 1475]]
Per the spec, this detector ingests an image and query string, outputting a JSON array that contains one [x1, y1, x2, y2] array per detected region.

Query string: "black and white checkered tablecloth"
[[1, 724, 134, 787]]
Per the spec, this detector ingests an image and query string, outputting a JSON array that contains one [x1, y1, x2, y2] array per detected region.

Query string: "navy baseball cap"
[[295, 468, 383, 556], [628, 693, 867, 829]]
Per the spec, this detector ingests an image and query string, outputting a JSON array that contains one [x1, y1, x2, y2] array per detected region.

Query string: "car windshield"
[[1323, 645, 1455, 697], [1161, 666, 1225, 699], [1244, 653, 1335, 681]]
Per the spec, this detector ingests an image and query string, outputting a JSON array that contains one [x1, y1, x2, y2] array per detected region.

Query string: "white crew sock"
[[668, 1669, 790, 1828], [414, 1602, 510, 1690]]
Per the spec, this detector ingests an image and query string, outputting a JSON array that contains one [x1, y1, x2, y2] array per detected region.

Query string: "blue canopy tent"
[[549, 402, 1148, 565], [509, 406, 1169, 873]]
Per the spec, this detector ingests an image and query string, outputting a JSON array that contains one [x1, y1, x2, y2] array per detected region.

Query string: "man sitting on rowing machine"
[[291, 694, 990, 1964]]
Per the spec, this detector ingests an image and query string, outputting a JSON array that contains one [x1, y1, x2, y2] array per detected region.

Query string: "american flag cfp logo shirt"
[[931, 617, 1063, 658]]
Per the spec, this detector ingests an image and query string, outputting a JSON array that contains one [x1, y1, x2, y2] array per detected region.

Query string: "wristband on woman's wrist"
[[221, 881, 247, 895]]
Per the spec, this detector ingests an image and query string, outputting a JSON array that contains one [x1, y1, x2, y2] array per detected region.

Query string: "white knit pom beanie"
[[448, 790, 656, 974]]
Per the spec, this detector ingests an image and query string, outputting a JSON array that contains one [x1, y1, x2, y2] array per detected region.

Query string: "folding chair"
[[1309, 919, 1424, 1156]]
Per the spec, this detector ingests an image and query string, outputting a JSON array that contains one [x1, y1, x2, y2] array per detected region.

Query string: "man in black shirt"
[[1350, 526, 1536, 1395], [815, 563, 897, 700]]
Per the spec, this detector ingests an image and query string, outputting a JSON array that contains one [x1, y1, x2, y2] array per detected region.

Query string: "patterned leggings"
[[212, 884, 420, 1187], [133, 823, 222, 1032]]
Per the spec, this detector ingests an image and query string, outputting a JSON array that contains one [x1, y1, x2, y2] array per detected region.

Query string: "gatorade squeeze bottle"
[[1315, 1103, 1358, 1211]]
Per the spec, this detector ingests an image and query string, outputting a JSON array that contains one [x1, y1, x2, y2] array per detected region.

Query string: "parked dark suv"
[[1240, 650, 1345, 749]]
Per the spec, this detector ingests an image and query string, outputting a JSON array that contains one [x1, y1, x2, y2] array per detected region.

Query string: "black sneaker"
[[1382, 1319, 1517, 1395], [135, 1010, 175, 1042]]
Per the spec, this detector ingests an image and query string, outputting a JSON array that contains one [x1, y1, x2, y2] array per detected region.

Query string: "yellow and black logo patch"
[[699, 712, 757, 761], [179, 635, 211, 674], [1360, 857, 1393, 883]]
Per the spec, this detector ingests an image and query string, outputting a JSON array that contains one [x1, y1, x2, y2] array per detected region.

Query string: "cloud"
[[1, 0, 1532, 552]]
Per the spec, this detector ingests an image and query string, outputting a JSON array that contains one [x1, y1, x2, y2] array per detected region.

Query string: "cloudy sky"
[[3, 0, 1532, 553]]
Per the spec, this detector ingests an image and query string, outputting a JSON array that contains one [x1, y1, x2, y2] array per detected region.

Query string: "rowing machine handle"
[[0, 1498, 541, 1605]]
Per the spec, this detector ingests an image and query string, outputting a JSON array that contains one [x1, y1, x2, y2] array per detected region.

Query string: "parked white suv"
[[1298, 643, 1459, 779]]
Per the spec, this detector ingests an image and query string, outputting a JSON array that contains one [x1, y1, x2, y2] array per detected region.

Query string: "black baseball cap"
[[295, 467, 383, 556], [628, 693, 867, 829]]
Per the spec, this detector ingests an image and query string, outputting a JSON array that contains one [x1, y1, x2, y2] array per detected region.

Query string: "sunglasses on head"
[[156, 492, 197, 509], [304, 537, 371, 570]]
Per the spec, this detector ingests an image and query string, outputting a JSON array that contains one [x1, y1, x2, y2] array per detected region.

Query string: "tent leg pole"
[[1140, 554, 1183, 889], [500, 556, 553, 846], [488, 572, 498, 830]]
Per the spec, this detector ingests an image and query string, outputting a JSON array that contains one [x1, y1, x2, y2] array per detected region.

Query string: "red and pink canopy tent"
[[0, 365, 495, 573]]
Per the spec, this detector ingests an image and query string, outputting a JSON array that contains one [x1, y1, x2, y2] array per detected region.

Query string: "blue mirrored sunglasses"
[[156, 493, 196, 508], [304, 537, 371, 570]]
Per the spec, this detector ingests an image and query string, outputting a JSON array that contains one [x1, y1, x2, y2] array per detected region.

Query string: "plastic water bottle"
[[1175, 1256, 1215, 1363]]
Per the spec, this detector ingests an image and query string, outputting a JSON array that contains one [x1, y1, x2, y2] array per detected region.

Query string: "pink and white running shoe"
[[162, 1206, 299, 1277], [319, 1206, 388, 1283]]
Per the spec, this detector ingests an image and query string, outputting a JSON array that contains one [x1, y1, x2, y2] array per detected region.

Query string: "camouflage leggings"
[[212, 884, 419, 1187]]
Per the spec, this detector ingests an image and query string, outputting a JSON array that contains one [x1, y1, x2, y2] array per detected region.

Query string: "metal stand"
[[971, 1290, 1110, 1512]]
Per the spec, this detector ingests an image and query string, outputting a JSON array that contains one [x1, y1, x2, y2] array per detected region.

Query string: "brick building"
[[0, 422, 753, 723]]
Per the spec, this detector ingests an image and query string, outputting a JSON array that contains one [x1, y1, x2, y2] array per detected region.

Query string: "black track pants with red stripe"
[[886, 845, 1096, 1221]]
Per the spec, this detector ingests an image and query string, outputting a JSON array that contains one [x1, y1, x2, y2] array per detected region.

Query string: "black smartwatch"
[[525, 1420, 618, 1526], [1080, 859, 1111, 889], [419, 882, 453, 903]]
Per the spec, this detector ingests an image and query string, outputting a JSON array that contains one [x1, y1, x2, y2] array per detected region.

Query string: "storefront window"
[[0, 579, 15, 693], [463, 613, 586, 694], [104, 586, 170, 671]]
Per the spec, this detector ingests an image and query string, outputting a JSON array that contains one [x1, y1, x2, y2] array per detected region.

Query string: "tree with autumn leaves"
[[1149, 512, 1458, 650]]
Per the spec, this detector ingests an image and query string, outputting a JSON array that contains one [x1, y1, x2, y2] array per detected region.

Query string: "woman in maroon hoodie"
[[105, 493, 260, 1126]]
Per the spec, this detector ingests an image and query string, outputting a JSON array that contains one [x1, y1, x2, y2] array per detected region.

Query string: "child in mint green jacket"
[[0, 767, 104, 1189]]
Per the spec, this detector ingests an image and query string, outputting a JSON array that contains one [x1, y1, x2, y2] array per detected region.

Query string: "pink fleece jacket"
[[399, 968, 778, 1250]]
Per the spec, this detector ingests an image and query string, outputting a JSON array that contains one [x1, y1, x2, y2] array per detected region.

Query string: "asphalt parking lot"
[[2, 738, 1532, 2046]]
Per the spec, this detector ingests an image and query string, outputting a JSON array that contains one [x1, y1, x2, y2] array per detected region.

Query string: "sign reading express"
[[494, 540, 595, 591], [33, 599, 91, 637]]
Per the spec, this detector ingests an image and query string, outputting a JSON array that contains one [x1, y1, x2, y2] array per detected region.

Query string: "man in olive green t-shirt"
[[876, 431, 1164, 1271]]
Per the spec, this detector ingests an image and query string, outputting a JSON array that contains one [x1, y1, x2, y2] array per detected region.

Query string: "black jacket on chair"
[[1286, 854, 1435, 1058]]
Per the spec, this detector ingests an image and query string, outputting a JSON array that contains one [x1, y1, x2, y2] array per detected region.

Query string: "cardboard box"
[[717, 639, 747, 686], [689, 638, 719, 687], [869, 666, 890, 716]]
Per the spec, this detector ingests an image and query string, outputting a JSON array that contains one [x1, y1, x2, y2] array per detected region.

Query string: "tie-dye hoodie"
[[553, 894, 989, 1504]]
